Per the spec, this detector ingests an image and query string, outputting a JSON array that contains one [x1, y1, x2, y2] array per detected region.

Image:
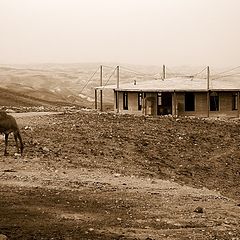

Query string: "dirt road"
[[0, 110, 240, 239]]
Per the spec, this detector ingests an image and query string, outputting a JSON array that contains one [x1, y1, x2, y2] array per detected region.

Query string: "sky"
[[0, 0, 239, 67]]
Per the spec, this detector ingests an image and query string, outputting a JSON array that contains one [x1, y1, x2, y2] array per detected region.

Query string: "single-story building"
[[95, 76, 240, 118]]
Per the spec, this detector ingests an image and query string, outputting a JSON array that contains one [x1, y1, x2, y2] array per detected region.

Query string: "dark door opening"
[[185, 93, 195, 111], [210, 92, 219, 111], [157, 92, 172, 115]]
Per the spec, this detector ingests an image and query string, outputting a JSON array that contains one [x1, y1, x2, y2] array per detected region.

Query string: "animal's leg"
[[4, 133, 9, 156], [17, 132, 24, 155], [14, 132, 20, 153]]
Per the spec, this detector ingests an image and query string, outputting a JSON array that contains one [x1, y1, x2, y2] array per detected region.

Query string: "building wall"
[[177, 92, 239, 117], [114, 91, 240, 118], [177, 92, 208, 117], [116, 92, 143, 115]]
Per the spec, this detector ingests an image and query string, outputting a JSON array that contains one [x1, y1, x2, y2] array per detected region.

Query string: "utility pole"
[[116, 66, 120, 113], [163, 64, 166, 79], [207, 66, 210, 117], [100, 65, 103, 112], [238, 91, 240, 118], [94, 89, 97, 109]]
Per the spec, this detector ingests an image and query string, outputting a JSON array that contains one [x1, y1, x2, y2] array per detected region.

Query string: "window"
[[123, 92, 128, 110], [138, 93, 142, 111], [232, 93, 238, 110], [157, 93, 162, 106], [185, 93, 195, 111], [210, 92, 219, 111]]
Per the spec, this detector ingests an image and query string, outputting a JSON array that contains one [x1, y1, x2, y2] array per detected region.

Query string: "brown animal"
[[0, 111, 24, 156]]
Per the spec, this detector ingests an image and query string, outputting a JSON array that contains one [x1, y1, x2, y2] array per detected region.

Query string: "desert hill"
[[0, 63, 239, 109]]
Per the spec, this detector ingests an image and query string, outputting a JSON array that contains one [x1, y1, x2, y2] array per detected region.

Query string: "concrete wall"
[[177, 92, 239, 117], [114, 91, 240, 118], [116, 92, 143, 115]]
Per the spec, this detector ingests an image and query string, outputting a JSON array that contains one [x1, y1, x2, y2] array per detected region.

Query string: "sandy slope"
[[0, 110, 240, 239]]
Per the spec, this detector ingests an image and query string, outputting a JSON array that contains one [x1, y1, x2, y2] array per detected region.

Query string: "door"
[[157, 92, 172, 115]]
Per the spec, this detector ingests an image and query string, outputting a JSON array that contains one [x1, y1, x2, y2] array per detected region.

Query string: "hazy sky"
[[0, 0, 239, 67]]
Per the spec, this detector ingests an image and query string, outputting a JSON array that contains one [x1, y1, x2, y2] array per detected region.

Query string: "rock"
[[194, 207, 204, 213], [0, 234, 8, 240], [14, 153, 21, 158], [43, 147, 50, 152], [24, 126, 33, 131]]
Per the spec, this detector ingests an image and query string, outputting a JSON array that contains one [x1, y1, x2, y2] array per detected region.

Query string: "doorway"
[[157, 92, 172, 115]]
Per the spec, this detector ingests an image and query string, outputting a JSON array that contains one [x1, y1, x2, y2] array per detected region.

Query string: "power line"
[[101, 65, 116, 70], [212, 66, 240, 77], [120, 66, 158, 77], [79, 66, 99, 94], [212, 72, 240, 80], [165, 67, 189, 78], [102, 67, 117, 89], [193, 66, 208, 77]]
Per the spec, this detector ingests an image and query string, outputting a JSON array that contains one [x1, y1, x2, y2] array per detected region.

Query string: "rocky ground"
[[0, 109, 240, 239]]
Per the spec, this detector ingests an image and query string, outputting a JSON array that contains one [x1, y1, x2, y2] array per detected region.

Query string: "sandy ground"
[[0, 110, 240, 239]]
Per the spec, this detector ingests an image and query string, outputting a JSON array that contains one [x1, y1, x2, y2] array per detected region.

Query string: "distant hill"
[[0, 63, 239, 109]]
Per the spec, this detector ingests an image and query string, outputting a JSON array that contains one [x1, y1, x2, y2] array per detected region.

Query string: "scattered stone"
[[0, 234, 8, 240], [14, 153, 21, 158], [42, 147, 50, 152], [24, 126, 33, 131], [194, 207, 204, 213]]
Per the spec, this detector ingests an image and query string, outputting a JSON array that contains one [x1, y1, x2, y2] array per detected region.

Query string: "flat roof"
[[96, 77, 240, 92]]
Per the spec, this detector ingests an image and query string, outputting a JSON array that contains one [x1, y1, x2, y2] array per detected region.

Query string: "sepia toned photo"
[[0, 0, 240, 239]]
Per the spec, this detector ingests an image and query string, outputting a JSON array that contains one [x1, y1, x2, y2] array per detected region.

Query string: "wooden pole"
[[100, 65, 103, 112], [116, 66, 120, 113], [173, 91, 177, 117], [238, 91, 240, 118], [207, 66, 210, 117], [163, 65, 166, 79], [94, 89, 98, 109]]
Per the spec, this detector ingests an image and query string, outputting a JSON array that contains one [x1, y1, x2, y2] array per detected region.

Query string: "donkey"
[[0, 111, 24, 156]]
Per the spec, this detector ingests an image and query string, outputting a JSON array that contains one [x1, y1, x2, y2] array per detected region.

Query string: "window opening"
[[210, 92, 219, 111], [232, 93, 238, 110], [123, 92, 128, 110], [138, 93, 142, 111], [157, 93, 162, 106], [185, 93, 195, 111]]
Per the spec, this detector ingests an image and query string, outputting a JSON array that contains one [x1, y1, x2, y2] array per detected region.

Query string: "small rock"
[[14, 153, 21, 158], [43, 147, 50, 152], [117, 217, 122, 221], [194, 207, 204, 213], [24, 126, 33, 131], [0, 234, 8, 240]]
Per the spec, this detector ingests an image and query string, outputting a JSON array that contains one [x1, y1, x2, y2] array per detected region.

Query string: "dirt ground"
[[0, 109, 240, 240]]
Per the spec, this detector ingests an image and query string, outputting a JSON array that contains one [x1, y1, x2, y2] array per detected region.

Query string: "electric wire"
[[79, 66, 99, 93], [120, 66, 158, 78], [212, 72, 240, 80], [193, 66, 208, 77], [102, 67, 117, 89], [212, 66, 240, 77]]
